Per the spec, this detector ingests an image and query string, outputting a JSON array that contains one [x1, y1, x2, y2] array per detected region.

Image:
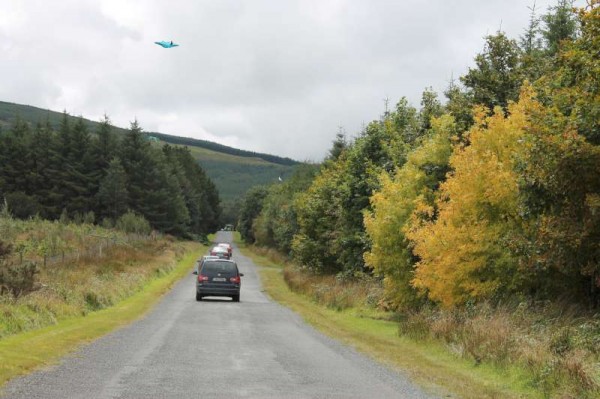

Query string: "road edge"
[[236, 241, 541, 399], [0, 241, 205, 390]]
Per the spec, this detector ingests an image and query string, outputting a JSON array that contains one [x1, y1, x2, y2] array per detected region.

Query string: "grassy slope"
[[181, 144, 295, 202], [0, 101, 128, 135], [236, 241, 541, 399], [0, 242, 204, 388]]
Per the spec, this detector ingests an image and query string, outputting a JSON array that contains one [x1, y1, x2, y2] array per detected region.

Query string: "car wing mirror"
[[239, 273, 244, 277], [192, 270, 198, 275]]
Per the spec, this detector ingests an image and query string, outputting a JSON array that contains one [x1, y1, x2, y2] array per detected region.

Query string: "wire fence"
[[16, 232, 161, 268]]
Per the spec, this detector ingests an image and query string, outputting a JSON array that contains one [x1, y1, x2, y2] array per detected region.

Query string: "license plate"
[[213, 277, 226, 282]]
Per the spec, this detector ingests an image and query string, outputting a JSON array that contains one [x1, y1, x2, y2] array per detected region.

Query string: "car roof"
[[203, 259, 236, 265], [211, 246, 228, 251]]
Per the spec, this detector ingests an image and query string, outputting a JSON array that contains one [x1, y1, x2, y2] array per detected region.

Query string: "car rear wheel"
[[196, 293, 202, 301], [232, 295, 240, 302]]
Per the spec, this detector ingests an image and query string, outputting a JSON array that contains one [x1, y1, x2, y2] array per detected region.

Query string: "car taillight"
[[198, 274, 209, 282], [230, 276, 241, 284]]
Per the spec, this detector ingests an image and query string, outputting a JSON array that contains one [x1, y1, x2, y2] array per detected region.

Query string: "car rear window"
[[201, 261, 238, 276]]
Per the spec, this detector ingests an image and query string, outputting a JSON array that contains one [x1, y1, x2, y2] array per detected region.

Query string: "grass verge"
[[237, 243, 545, 399], [0, 241, 204, 388]]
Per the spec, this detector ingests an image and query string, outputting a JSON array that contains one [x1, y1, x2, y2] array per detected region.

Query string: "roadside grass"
[[237, 243, 550, 399], [0, 241, 204, 389], [0, 238, 182, 339], [234, 238, 285, 269], [0, 215, 207, 341]]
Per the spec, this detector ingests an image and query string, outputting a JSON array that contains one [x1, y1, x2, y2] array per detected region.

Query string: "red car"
[[216, 242, 233, 256], [210, 246, 231, 260]]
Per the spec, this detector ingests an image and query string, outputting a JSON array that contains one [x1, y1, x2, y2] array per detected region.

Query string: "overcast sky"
[[0, 0, 581, 161]]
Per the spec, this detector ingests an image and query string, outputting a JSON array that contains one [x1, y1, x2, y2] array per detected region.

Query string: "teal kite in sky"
[[155, 40, 179, 48]]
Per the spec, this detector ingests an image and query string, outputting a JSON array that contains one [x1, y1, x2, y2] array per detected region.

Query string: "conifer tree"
[[0, 117, 41, 217], [97, 157, 129, 221], [418, 87, 444, 133], [30, 120, 56, 217], [119, 121, 188, 232], [0, 117, 31, 194], [66, 118, 95, 214], [542, 0, 578, 55], [327, 128, 347, 161]]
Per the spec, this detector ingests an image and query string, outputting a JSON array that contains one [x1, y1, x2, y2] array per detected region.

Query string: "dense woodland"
[[0, 114, 220, 238], [239, 1, 600, 308]]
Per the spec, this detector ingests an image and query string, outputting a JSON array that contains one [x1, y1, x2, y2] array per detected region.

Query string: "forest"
[[0, 113, 221, 238], [237, 3, 600, 394], [240, 0, 599, 308]]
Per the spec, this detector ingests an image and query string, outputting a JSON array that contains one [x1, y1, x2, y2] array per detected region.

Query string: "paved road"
[[3, 232, 436, 399]]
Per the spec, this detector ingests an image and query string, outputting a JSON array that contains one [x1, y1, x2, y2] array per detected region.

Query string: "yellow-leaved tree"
[[364, 115, 455, 309], [407, 85, 543, 307]]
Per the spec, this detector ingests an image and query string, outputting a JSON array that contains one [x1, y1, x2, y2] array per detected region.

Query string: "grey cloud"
[[0, 0, 582, 160]]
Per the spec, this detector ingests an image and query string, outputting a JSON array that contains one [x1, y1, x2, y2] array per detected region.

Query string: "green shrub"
[[101, 217, 114, 229], [0, 260, 38, 298], [115, 211, 151, 235], [4, 192, 40, 219], [0, 240, 12, 258], [83, 211, 95, 225]]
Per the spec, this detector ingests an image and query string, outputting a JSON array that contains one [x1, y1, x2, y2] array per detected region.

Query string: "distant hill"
[[0, 101, 300, 205], [147, 132, 297, 166], [0, 101, 128, 135]]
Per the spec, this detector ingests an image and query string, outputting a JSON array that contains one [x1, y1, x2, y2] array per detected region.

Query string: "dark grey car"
[[193, 260, 243, 302]]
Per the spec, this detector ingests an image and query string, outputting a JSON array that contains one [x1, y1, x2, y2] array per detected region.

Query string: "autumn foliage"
[[238, 3, 600, 309], [408, 87, 538, 307], [364, 3, 600, 308]]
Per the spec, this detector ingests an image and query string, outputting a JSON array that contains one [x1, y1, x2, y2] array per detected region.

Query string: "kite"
[[155, 40, 179, 48]]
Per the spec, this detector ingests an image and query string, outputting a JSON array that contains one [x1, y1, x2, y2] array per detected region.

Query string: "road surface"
[[3, 232, 436, 399]]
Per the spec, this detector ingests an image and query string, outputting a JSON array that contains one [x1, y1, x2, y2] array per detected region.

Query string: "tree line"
[[238, 1, 600, 307], [0, 114, 221, 238]]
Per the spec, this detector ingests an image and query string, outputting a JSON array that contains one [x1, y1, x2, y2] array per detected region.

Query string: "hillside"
[[0, 101, 299, 205]]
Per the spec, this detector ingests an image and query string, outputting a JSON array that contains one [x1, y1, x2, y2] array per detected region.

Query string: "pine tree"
[[65, 118, 95, 215], [328, 128, 347, 161], [30, 120, 57, 217], [97, 158, 129, 221], [92, 114, 117, 174], [520, 1, 543, 54], [47, 111, 73, 215], [0, 117, 31, 194], [119, 121, 174, 231], [419, 87, 444, 133], [542, 0, 578, 55]]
